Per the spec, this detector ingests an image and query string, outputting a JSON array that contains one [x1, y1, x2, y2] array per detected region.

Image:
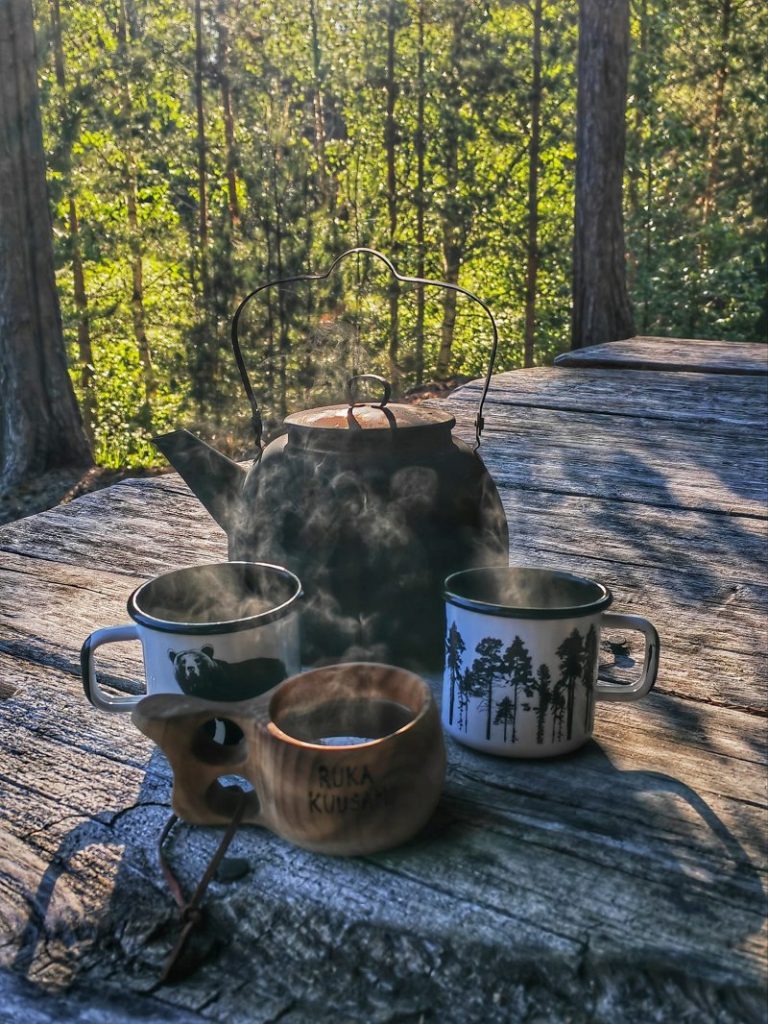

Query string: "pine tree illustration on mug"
[[469, 637, 505, 741], [457, 667, 473, 732], [522, 663, 553, 744], [445, 622, 465, 726], [582, 625, 598, 730], [446, 624, 599, 743], [556, 628, 586, 741]]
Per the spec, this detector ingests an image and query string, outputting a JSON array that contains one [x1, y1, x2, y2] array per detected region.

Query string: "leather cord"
[[157, 792, 247, 983]]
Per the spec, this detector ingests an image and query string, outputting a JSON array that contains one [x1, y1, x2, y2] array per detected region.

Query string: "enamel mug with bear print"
[[81, 562, 302, 712]]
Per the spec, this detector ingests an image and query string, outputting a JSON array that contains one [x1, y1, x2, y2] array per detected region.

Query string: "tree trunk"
[[194, 0, 210, 303], [270, 148, 288, 418], [435, 1, 468, 380], [627, 0, 653, 333], [216, 0, 240, 231], [384, 0, 401, 386], [117, 0, 155, 416], [69, 197, 96, 443], [436, 234, 460, 380], [0, 0, 92, 489], [50, 0, 97, 442], [523, 0, 542, 369], [414, 0, 426, 385], [308, 0, 328, 201], [702, 0, 731, 225], [571, 0, 634, 348]]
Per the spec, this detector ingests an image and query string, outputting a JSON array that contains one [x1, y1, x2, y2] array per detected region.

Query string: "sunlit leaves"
[[36, 0, 766, 468]]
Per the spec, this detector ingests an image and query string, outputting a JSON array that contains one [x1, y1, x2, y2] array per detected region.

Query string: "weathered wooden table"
[[1, 358, 766, 1023], [554, 334, 768, 375]]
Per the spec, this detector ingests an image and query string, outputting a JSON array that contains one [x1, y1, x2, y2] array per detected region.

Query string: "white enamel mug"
[[81, 562, 302, 712], [443, 567, 660, 758]]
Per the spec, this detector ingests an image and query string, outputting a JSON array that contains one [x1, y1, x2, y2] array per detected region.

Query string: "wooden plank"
[[488, 489, 768, 713], [0, 478, 226, 575], [0, 971, 208, 1024], [1, 365, 765, 1020], [2, 417, 765, 714], [554, 336, 768, 375], [449, 400, 767, 517], [0, 551, 151, 687], [0, 653, 764, 1022], [455, 366, 767, 427], [2, 474, 765, 712]]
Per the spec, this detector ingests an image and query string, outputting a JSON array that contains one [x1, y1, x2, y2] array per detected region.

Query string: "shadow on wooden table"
[[10, 747, 181, 985], [8, 730, 766, 1022]]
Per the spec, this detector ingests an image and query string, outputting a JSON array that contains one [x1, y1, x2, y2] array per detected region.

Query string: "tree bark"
[[523, 0, 542, 369], [384, 0, 401, 386], [117, 0, 155, 416], [414, 0, 426, 385], [217, 0, 240, 231], [0, 0, 92, 488], [571, 0, 634, 348]]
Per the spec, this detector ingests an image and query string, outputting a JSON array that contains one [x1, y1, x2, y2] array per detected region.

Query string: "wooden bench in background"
[[554, 335, 768, 375]]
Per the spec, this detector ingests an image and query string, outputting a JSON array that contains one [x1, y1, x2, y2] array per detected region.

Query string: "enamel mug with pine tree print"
[[442, 567, 660, 758]]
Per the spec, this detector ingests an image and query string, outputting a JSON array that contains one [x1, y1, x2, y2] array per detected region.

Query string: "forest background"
[[34, 0, 766, 469]]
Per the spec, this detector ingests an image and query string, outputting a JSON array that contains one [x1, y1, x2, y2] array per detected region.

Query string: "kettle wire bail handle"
[[346, 374, 392, 408], [229, 247, 499, 451]]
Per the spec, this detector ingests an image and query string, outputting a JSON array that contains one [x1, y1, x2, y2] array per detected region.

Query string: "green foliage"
[[34, 0, 765, 468], [625, 0, 767, 340]]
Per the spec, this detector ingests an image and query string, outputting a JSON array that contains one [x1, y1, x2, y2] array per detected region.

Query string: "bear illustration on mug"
[[168, 645, 288, 701]]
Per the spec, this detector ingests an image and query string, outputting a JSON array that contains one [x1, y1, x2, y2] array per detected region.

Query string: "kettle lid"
[[284, 374, 455, 451]]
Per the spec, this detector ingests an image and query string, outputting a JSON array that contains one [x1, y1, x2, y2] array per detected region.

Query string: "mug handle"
[[595, 613, 660, 702], [81, 625, 143, 712]]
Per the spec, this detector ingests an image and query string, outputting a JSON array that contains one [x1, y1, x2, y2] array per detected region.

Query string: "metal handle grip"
[[596, 613, 660, 702], [81, 624, 143, 712]]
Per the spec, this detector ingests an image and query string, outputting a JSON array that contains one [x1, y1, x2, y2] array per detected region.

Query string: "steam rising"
[[445, 567, 608, 613], [268, 663, 423, 746], [134, 562, 300, 625], [230, 442, 508, 668]]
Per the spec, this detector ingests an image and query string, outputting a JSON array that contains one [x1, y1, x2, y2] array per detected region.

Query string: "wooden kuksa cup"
[[132, 662, 445, 856]]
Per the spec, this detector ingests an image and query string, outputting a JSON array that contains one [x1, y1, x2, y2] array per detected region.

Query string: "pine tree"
[[468, 636, 505, 740], [582, 624, 598, 731], [556, 628, 585, 740], [502, 635, 535, 744], [524, 663, 553, 745], [445, 622, 466, 726], [494, 696, 515, 742]]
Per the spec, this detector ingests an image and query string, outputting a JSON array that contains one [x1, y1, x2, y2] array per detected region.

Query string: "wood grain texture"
[[439, 370, 768, 715], [0, 365, 766, 1022], [456, 366, 768, 427], [0, 653, 764, 1022], [132, 664, 445, 855], [555, 336, 768, 374]]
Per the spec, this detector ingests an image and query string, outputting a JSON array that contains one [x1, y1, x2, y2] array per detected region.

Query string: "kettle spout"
[[153, 428, 247, 533]]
